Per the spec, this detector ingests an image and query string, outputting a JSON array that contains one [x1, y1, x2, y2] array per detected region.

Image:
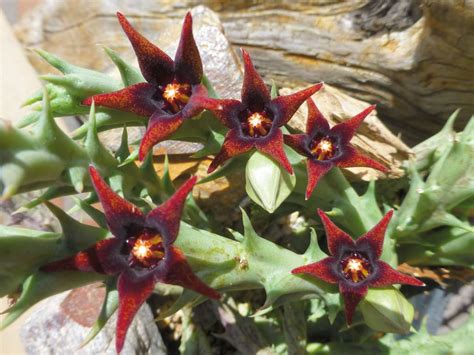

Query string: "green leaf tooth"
[[21, 186, 78, 210], [201, 74, 219, 99], [270, 80, 278, 99], [226, 228, 244, 242], [80, 280, 118, 347], [21, 89, 43, 107], [102, 46, 145, 86], [139, 152, 162, 202], [116, 126, 130, 162], [68, 166, 88, 193], [15, 111, 41, 128], [117, 150, 139, 167], [85, 103, 117, 168], [240, 208, 260, 251], [191, 130, 224, 159], [44, 201, 107, 252], [155, 290, 202, 320], [1, 271, 104, 329], [35, 49, 75, 74], [304, 228, 326, 262], [72, 197, 108, 230], [461, 115, 474, 145], [197, 155, 246, 184], [161, 154, 175, 195]]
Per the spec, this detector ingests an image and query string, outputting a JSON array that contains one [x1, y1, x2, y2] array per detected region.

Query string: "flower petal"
[[336, 145, 388, 173], [306, 160, 333, 200], [255, 129, 293, 174], [157, 246, 220, 299], [371, 261, 425, 287], [270, 83, 323, 126], [339, 282, 368, 325], [174, 12, 203, 85], [317, 209, 355, 256], [116, 272, 155, 353], [117, 12, 174, 85], [146, 176, 197, 245], [181, 84, 218, 119], [82, 83, 157, 117], [355, 210, 393, 259], [306, 98, 330, 134], [207, 129, 254, 173], [330, 105, 376, 144], [89, 166, 145, 239], [41, 238, 126, 275], [138, 111, 185, 161], [291, 257, 339, 284], [205, 98, 243, 129], [284, 134, 310, 158], [241, 49, 270, 111]]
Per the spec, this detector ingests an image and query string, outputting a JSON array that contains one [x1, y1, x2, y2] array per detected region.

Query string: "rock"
[[20, 284, 166, 355]]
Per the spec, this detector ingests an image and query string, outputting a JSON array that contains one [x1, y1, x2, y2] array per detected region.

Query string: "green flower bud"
[[360, 288, 414, 334]]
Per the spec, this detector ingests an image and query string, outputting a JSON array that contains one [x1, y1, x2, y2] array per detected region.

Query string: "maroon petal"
[[117, 12, 174, 85], [181, 84, 219, 119], [116, 272, 155, 353], [157, 246, 220, 299], [146, 176, 197, 245], [41, 238, 125, 275], [339, 282, 368, 325], [174, 12, 203, 85], [270, 83, 323, 126], [291, 257, 339, 284], [206, 99, 244, 129], [306, 98, 330, 134], [336, 146, 388, 173], [284, 134, 309, 157], [89, 166, 145, 239], [138, 111, 185, 161], [317, 209, 355, 256], [371, 261, 425, 287], [255, 129, 293, 174], [241, 49, 270, 111], [207, 129, 254, 173], [330, 105, 376, 144], [306, 160, 333, 200], [355, 210, 394, 259], [82, 83, 157, 117]]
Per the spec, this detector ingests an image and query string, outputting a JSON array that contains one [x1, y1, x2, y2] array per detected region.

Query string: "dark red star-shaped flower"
[[284, 99, 388, 199], [205, 49, 323, 174], [292, 209, 424, 325], [83, 12, 217, 160], [41, 166, 219, 353]]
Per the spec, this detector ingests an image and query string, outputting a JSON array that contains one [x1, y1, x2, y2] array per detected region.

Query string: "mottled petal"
[[157, 246, 220, 299], [40, 238, 125, 275], [174, 12, 203, 85], [336, 145, 388, 173], [306, 98, 330, 134], [339, 282, 368, 325], [206, 98, 243, 129], [117, 12, 174, 85], [330, 105, 376, 144], [317, 209, 355, 256], [138, 111, 185, 161], [371, 261, 425, 287], [270, 83, 323, 126], [207, 129, 254, 173], [181, 84, 219, 119], [116, 272, 155, 353], [82, 83, 157, 117], [146, 176, 197, 245], [284, 134, 310, 158], [255, 129, 293, 174], [241, 49, 271, 111], [291, 257, 339, 284], [306, 160, 333, 200], [89, 166, 145, 239], [355, 210, 394, 259]]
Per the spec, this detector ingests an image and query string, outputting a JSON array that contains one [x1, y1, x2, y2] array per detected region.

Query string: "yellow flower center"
[[311, 137, 335, 160], [162, 83, 191, 113], [341, 253, 371, 283], [245, 112, 273, 137], [131, 235, 164, 267]]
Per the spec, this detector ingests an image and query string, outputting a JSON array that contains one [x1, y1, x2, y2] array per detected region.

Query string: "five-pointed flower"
[[83, 12, 216, 160], [205, 49, 323, 174], [41, 166, 219, 353], [284, 99, 388, 199], [292, 209, 424, 325]]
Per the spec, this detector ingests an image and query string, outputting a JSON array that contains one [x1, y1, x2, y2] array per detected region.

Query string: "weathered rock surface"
[[20, 284, 166, 355], [15, 1, 474, 144]]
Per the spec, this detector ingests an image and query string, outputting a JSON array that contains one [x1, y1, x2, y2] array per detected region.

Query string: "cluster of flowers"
[[42, 13, 423, 353]]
